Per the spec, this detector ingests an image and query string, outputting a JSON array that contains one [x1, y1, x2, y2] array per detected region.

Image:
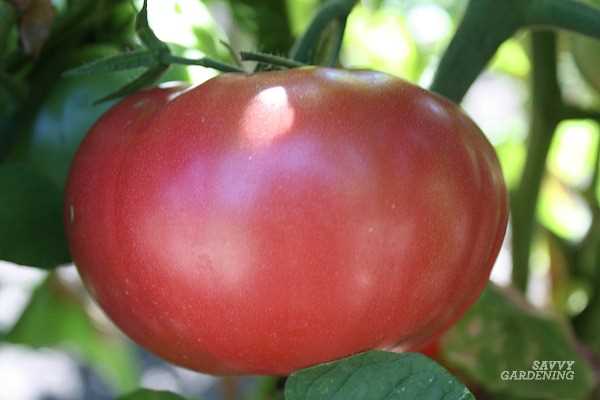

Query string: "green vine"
[[240, 51, 306, 69], [431, 0, 600, 103], [289, 0, 358, 65], [511, 31, 562, 292]]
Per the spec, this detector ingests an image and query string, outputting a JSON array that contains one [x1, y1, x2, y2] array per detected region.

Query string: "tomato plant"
[[65, 67, 508, 375], [570, 0, 600, 94], [9, 46, 131, 188], [9, 45, 189, 189]]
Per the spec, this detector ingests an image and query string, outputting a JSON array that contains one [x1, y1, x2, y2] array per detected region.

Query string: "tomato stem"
[[240, 51, 306, 69], [431, 0, 600, 104], [526, 0, 600, 38], [290, 0, 358, 65], [430, 0, 522, 103], [511, 31, 561, 292], [165, 54, 245, 74]]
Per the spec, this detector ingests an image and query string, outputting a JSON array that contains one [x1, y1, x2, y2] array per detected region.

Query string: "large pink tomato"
[[65, 67, 508, 375]]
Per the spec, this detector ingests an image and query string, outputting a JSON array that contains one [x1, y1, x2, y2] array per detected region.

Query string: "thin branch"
[[164, 54, 245, 73], [430, 0, 523, 102], [511, 31, 562, 291], [526, 0, 600, 39], [240, 51, 306, 69]]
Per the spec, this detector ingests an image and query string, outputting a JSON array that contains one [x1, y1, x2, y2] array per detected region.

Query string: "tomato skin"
[[65, 67, 508, 375]]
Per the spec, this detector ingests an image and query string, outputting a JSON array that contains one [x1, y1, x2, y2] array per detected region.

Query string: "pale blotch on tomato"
[[241, 86, 295, 149]]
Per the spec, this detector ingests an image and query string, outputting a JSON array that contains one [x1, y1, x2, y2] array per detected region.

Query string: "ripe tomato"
[[65, 67, 508, 375]]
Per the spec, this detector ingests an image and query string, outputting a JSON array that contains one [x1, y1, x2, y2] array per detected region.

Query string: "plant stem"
[[430, 0, 600, 104], [229, 0, 294, 55], [430, 0, 523, 102], [560, 105, 600, 122], [165, 55, 245, 73], [317, 17, 348, 67], [511, 31, 562, 291], [290, 0, 358, 64], [240, 51, 306, 68], [526, 0, 600, 38]]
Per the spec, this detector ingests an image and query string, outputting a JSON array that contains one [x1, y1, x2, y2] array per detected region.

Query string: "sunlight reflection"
[[0, 262, 46, 331], [548, 120, 599, 189], [241, 86, 295, 149], [0, 346, 83, 400], [342, 5, 416, 78], [315, 68, 395, 86], [147, 0, 215, 47], [538, 176, 592, 241], [407, 4, 452, 46]]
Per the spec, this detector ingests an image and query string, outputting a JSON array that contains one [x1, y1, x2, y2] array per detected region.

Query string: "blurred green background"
[[1, 0, 600, 399]]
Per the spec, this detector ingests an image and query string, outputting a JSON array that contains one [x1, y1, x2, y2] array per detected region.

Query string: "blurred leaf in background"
[[224, 0, 294, 54], [342, 3, 419, 80], [442, 284, 596, 400], [0, 163, 69, 269], [540, 121, 599, 242], [5, 272, 139, 394], [7, 45, 141, 189]]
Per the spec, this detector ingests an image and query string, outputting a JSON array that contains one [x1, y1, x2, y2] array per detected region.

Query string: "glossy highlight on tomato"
[[65, 67, 508, 375]]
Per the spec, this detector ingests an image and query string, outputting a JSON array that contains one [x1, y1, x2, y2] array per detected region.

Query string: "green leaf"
[[0, 0, 16, 57], [193, 28, 232, 62], [442, 284, 596, 400], [285, 351, 474, 400], [10, 69, 137, 190], [63, 49, 158, 76], [0, 70, 24, 95], [0, 71, 25, 117], [118, 388, 189, 400], [0, 162, 69, 269], [240, 51, 305, 68], [135, 0, 169, 52], [94, 64, 169, 104], [430, 0, 600, 103], [6, 274, 139, 392]]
